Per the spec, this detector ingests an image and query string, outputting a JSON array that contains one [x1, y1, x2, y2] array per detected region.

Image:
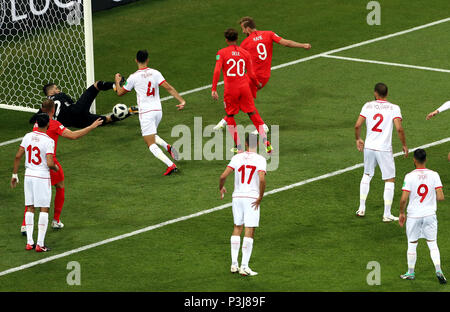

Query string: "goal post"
[[0, 0, 95, 114]]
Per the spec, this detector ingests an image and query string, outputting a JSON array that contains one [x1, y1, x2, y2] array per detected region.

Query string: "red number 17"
[[238, 165, 257, 184]]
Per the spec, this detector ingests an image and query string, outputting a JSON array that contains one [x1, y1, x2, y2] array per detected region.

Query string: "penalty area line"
[[0, 137, 448, 278]]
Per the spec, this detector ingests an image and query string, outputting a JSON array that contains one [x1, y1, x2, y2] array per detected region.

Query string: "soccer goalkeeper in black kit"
[[30, 80, 137, 127]]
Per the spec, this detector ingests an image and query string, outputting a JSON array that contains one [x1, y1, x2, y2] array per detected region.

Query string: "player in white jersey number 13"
[[11, 114, 59, 252], [219, 134, 267, 277], [398, 149, 446, 284], [115, 50, 186, 176], [354, 83, 408, 222]]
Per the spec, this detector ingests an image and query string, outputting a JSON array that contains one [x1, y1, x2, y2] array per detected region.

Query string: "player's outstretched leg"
[[52, 186, 65, 229], [356, 174, 372, 217], [225, 115, 243, 153], [427, 240, 446, 284], [382, 181, 398, 222], [247, 111, 272, 154], [155, 135, 179, 161], [400, 241, 417, 280], [213, 117, 228, 131], [251, 109, 269, 135]]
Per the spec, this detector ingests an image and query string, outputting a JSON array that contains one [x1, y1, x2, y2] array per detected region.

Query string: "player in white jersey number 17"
[[219, 133, 267, 277], [354, 83, 408, 222], [398, 149, 446, 284]]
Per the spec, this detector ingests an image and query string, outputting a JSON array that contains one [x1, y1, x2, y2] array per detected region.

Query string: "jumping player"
[[399, 149, 446, 284], [219, 133, 267, 276], [114, 50, 185, 176], [211, 28, 273, 154], [11, 114, 59, 252], [354, 83, 408, 222], [214, 16, 311, 133], [20, 99, 103, 234]]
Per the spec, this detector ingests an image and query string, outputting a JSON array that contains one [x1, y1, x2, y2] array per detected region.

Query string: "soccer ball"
[[113, 104, 128, 120]]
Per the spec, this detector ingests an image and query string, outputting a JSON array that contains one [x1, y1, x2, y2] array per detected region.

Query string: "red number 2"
[[371, 113, 383, 132], [26, 145, 42, 165], [146, 82, 155, 96], [417, 184, 429, 203], [238, 165, 257, 184]]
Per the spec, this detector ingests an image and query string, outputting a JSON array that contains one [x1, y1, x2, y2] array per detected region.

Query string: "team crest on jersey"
[[59, 125, 65, 130], [216, 55, 220, 60]]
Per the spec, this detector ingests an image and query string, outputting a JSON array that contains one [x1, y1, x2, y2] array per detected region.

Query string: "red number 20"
[[371, 113, 383, 132], [417, 184, 429, 203]]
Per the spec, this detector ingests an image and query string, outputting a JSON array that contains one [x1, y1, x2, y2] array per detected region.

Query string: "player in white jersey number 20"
[[398, 149, 446, 284], [219, 134, 267, 277], [115, 50, 186, 176], [11, 114, 59, 252], [354, 83, 408, 222], [426, 100, 450, 162]]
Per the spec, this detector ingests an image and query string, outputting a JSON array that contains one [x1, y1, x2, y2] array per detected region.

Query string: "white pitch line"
[[1, 17, 449, 147], [322, 55, 450, 73], [0, 137, 448, 278], [0, 137, 23, 147]]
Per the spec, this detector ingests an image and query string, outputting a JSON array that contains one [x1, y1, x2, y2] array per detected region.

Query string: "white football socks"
[[359, 174, 372, 211], [407, 242, 417, 273], [149, 144, 173, 167], [37, 212, 48, 247], [427, 240, 441, 272], [155, 135, 169, 152], [241, 237, 254, 269], [383, 182, 395, 217], [230, 235, 241, 266], [25, 211, 34, 246]]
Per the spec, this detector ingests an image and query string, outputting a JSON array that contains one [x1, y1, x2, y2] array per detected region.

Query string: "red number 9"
[[417, 184, 429, 203]]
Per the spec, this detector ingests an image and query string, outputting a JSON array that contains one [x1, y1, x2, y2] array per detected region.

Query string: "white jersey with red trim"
[[123, 67, 166, 113], [20, 131, 55, 178], [227, 152, 267, 199], [402, 168, 443, 218], [360, 100, 402, 152]]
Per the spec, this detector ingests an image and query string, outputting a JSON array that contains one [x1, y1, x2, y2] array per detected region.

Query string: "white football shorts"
[[24, 175, 52, 208], [363, 148, 395, 180], [232, 197, 260, 228], [139, 110, 162, 136], [406, 215, 438, 242]]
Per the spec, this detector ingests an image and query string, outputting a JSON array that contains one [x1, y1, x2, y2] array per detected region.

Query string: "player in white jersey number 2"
[[398, 149, 446, 284], [426, 100, 450, 162], [354, 83, 408, 222], [11, 114, 59, 252], [219, 134, 267, 277], [115, 50, 186, 176]]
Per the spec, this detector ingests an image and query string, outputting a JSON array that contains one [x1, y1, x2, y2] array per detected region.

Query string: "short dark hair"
[[136, 50, 149, 63], [239, 16, 256, 29], [41, 99, 55, 113], [414, 148, 427, 164], [43, 83, 56, 96], [224, 28, 238, 42], [36, 113, 50, 128], [374, 82, 388, 97], [245, 133, 258, 150]]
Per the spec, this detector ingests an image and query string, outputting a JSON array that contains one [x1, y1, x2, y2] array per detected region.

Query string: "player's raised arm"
[[160, 81, 185, 110], [61, 118, 103, 140], [354, 115, 366, 152], [11, 147, 25, 188], [393, 118, 408, 157], [211, 54, 223, 100], [278, 38, 311, 49], [426, 101, 450, 120], [114, 73, 128, 96]]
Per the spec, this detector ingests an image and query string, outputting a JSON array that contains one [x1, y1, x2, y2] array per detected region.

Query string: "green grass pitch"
[[0, 0, 449, 291]]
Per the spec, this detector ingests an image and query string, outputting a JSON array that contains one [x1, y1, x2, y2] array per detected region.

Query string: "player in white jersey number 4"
[[115, 50, 186, 176], [219, 134, 267, 276], [398, 149, 446, 284], [11, 114, 59, 252], [426, 100, 450, 162], [354, 83, 408, 222]]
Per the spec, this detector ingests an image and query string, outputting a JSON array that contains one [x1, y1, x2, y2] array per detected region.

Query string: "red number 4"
[[147, 82, 155, 96], [238, 165, 257, 184], [372, 113, 383, 132]]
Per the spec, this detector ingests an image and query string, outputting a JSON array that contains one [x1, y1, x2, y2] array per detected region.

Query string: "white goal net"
[[0, 0, 94, 113]]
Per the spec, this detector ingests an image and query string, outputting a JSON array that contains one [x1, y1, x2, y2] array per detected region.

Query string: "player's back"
[[240, 30, 281, 79], [124, 67, 165, 113], [33, 119, 65, 156], [360, 99, 402, 152], [217, 45, 252, 90], [403, 169, 443, 218], [228, 152, 267, 199], [21, 131, 55, 178]]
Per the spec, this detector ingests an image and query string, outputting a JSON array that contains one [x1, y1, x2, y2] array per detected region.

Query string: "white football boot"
[[213, 119, 227, 131], [239, 267, 258, 276], [51, 219, 64, 229], [383, 215, 399, 222], [251, 124, 269, 135], [356, 209, 365, 217], [21, 225, 26, 236], [230, 264, 239, 273]]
